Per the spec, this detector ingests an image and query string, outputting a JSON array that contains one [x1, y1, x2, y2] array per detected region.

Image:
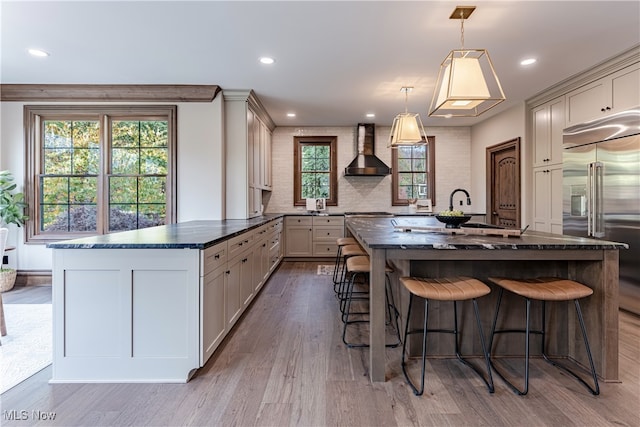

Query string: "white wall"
[[267, 125, 479, 215], [0, 100, 224, 271], [469, 102, 527, 223]]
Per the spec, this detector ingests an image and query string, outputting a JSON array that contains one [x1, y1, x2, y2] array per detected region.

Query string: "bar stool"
[[399, 276, 494, 396], [334, 244, 367, 295], [487, 277, 599, 396], [341, 255, 401, 348], [332, 237, 358, 286]]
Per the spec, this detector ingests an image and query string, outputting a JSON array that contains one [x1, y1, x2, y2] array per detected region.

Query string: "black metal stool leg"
[[540, 300, 600, 395], [401, 294, 428, 396], [489, 288, 531, 395]]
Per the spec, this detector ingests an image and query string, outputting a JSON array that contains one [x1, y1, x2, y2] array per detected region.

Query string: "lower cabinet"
[[201, 264, 226, 364], [201, 218, 283, 365], [284, 216, 313, 256], [533, 164, 563, 234], [285, 215, 344, 257]]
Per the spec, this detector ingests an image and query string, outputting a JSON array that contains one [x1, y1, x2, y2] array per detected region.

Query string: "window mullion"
[[99, 114, 110, 235]]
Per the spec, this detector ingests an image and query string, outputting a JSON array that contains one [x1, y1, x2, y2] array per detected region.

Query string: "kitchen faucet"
[[449, 188, 471, 211]]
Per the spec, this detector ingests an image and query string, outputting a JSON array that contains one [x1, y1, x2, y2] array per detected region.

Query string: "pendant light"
[[428, 6, 505, 117], [388, 87, 426, 148]]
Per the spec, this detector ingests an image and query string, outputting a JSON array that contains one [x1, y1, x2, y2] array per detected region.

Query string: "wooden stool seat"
[[341, 255, 400, 348], [341, 244, 367, 257], [345, 255, 393, 274], [399, 276, 494, 396], [488, 277, 593, 301], [336, 237, 357, 246], [333, 243, 366, 287], [401, 276, 490, 301], [487, 276, 599, 396]]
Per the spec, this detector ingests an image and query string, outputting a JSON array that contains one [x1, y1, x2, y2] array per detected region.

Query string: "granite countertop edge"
[[47, 215, 286, 250]]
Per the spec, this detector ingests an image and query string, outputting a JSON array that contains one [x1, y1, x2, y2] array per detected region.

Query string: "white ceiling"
[[2, 1, 639, 127]]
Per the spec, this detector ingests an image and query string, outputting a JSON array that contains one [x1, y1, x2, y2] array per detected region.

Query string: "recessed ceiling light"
[[287, 112, 296, 118], [366, 113, 375, 118], [520, 58, 537, 66], [259, 57, 275, 65], [28, 48, 49, 57]]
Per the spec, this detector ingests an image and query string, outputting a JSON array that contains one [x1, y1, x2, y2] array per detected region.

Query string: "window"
[[392, 136, 436, 205], [293, 136, 338, 206], [25, 105, 177, 242]]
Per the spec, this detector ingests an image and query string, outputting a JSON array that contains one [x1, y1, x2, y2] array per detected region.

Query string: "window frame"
[[391, 136, 436, 206], [293, 136, 338, 207], [24, 105, 177, 243]]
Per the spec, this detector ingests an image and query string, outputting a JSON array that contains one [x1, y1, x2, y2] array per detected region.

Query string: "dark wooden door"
[[486, 138, 520, 228]]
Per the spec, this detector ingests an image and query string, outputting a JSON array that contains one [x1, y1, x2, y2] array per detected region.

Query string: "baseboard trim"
[[15, 270, 52, 286]]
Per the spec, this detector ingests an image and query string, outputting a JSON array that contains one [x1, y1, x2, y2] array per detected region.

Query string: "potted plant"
[[0, 170, 28, 292]]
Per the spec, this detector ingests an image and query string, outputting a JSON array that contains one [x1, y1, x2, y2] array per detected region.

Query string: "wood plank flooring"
[[1, 261, 639, 426]]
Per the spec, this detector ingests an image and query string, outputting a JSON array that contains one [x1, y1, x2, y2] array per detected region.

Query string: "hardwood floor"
[[1, 261, 639, 426]]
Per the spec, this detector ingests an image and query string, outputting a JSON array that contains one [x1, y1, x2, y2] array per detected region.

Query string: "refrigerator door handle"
[[591, 161, 605, 238], [588, 162, 594, 237]]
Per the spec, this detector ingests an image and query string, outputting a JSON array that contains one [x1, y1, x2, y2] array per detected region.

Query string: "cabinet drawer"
[[228, 231, 253, 259], [285, 216, 312, 226], [269, 232, 281, 249], [254, 224, 269, 240], [313, 226, 344, 241], [312, 216, 344, 226], [269, 218, 283, 233], [313, 242, 339, 257], [203, 241, 227, 276]]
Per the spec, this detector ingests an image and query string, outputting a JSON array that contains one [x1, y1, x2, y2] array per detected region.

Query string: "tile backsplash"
[[266, 125, 480, 215]]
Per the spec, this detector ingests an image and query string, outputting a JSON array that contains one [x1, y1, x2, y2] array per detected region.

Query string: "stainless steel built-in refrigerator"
[[563, 109, 640, 315]]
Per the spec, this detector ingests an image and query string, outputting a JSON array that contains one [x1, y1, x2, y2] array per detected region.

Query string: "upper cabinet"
[[532, 96, 565, 167], [224, 90, 275, 219], [565, 63, 640, 127]]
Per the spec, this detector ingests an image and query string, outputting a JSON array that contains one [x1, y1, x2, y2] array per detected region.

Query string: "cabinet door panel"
[[285, 226, 312, 256], [201, 267, 225, 364], [610, 64, 640, 113], [566, 79, 606, 127], [225, 257, 242, 328]]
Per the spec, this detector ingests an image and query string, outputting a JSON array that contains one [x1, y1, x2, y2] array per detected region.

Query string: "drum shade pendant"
[[388, 87, 426, 148], [429, 6, 505, 117]]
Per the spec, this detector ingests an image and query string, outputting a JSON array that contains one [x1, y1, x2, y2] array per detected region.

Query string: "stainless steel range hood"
[[344, 123, 391, 176]]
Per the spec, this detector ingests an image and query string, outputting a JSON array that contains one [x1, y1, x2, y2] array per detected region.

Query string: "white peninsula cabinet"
[[49, 217, 283, 384], [224, 89, 275, 219]]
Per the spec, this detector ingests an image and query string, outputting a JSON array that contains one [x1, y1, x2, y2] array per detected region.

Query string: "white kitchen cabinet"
[[268, 218, 283, 271], [531, 95, 565, 234], [285, 216, 313, 257], [224, 89, 275, 219], [565, 63, 640, 127], [285, 215, 345, 258], [312, 215, 345, 257], [532, 96, 565, 167], [532, 164, 563, 234], [201, 241, 227, 365]]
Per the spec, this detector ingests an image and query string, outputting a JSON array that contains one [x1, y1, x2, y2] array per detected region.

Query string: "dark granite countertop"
[[347, 217, 629, 250], [47, 215, 285, 250]]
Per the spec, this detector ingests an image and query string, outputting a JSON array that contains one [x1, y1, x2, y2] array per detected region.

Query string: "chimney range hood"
[[344, 123, 391, 176]]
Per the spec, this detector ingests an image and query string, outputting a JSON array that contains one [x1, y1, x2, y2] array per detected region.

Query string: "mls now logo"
[[3, 410, 57, 421]]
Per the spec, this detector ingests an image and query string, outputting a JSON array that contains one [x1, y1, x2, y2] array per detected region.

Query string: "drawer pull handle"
[[215, 254, 220, 259]]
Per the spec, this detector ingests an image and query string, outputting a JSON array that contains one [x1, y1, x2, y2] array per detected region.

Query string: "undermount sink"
[[460, 222, 505, 229]]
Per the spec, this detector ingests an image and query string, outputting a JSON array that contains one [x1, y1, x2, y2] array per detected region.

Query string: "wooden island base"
[[346, 217, 624, 383]]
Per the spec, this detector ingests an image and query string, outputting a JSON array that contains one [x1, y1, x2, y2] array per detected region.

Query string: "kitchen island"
[[47, 216, 284, 383], [346, 216, 627, 383]]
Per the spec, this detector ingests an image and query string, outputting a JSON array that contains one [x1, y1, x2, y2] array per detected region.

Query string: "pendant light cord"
[[460, 9, 465, 50]]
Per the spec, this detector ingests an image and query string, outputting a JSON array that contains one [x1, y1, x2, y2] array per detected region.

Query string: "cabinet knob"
[[215, 254, 220, 259], [606, 106, 611, 110], [601, 107, 606, 112]]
